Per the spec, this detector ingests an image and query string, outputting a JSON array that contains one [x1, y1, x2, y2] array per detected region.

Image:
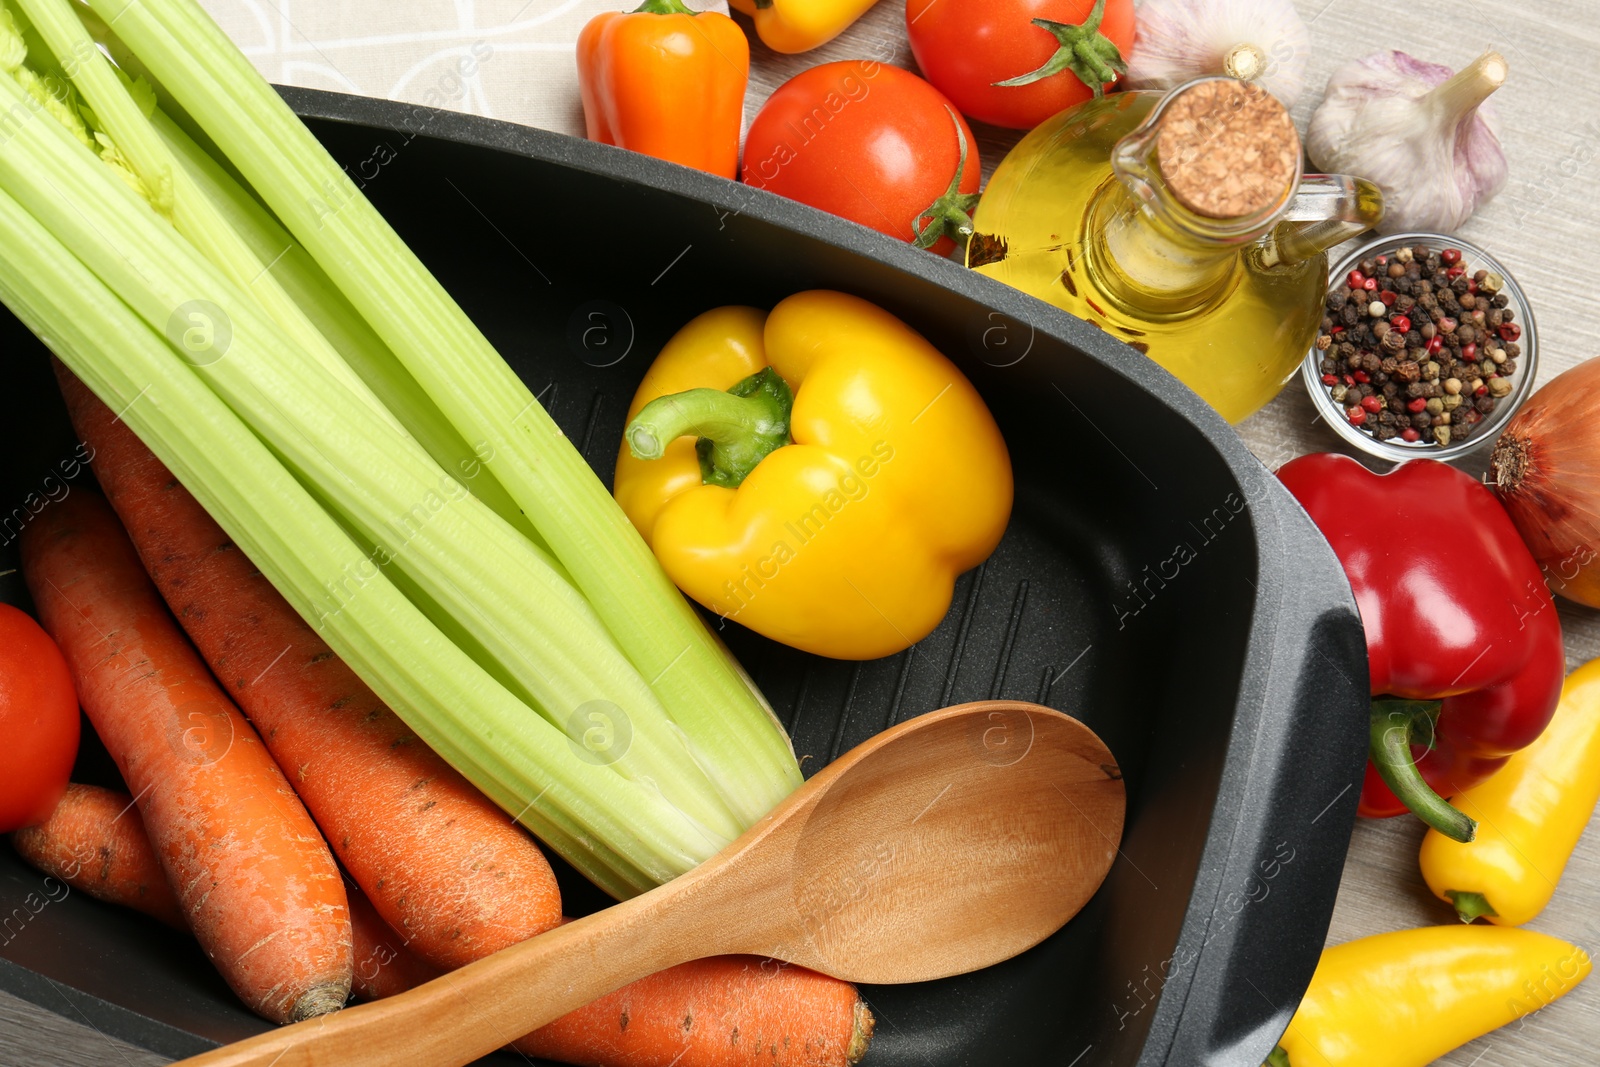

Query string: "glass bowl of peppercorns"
[[1301, 231, 1537, 463]]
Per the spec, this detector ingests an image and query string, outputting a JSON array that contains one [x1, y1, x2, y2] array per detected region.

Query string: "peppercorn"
[[1315, 243, 1522, 450]]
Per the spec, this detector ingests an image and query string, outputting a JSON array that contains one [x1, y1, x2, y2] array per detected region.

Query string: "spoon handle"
[[172, 884, 714, 1067]]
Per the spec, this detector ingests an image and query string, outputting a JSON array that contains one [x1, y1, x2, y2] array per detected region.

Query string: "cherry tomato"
[[742, 61, 981, 257], [0, 603, 79, 831], [905, 0, 1136, 130]]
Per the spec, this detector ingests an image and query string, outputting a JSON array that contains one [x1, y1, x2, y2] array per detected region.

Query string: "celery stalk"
[[89, 0, 805, 824], [0, 180, 683, 896], [0, 50, 745, 856], [14, 0, 400, 433], [147, 107, 553, 555]]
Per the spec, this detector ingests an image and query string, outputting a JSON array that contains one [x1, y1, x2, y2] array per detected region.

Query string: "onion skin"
[[1492, 358, 1600, 607]]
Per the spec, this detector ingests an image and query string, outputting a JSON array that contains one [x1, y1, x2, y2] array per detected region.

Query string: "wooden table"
[[5, 0, 1600, 1064]]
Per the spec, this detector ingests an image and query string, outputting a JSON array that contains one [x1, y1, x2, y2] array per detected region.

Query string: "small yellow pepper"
[[1419, 656, 1600, 926], [726, 0, 880, 53], [1270, 926, 1591, 1067], [614, 291, 1012, 660]]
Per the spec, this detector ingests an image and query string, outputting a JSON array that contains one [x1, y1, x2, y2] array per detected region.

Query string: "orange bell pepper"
[[576, 0, 749, 179]]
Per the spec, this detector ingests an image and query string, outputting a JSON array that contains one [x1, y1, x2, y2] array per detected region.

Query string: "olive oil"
[[970, 84, 1381, 424]]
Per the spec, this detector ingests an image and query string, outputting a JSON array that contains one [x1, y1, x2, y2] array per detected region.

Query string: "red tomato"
[[906, 0, 1136, 130], [0, 603, 79, 831], [742, 62, 981, 257]]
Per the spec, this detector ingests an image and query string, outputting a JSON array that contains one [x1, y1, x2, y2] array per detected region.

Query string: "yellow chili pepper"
[[614, 291, 1012, 660], [1419, 657, 1600, 926], [726, 0, 880, 53], [1269, 926, 1591, 1067]]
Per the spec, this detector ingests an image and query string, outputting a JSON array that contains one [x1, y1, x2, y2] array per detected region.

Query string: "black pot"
[[0, 87, 1368, 1067]]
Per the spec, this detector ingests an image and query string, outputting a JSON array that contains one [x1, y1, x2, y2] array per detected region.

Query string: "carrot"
[[347, 911, 873, 1067], [57, 364, 562, 970], [10, 783, 186, 930], [12, 786, 434, 1008], [20, 490, 351, 1024], [347, 880, 443, 1002], [513, 955, 874, 1067]]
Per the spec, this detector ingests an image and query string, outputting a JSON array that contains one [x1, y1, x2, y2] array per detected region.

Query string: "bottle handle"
[[1260, 175, 1386, 267]]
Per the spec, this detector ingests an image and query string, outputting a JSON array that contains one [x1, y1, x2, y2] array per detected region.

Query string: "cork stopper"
[[1155, 80, 1299, 220]]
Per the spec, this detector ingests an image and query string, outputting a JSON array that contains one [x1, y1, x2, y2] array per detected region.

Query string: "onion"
[[1491, 358, 1600, 607]]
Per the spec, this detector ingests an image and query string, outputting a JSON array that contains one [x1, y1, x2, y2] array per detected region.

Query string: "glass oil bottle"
[[968, 78, 1383, 423]]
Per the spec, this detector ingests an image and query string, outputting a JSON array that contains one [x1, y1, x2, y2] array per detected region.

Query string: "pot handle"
[[1261, 176, 1386, 267]]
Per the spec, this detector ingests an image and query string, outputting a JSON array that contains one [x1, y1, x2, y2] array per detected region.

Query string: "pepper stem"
[[1446, 889, 1498, 924], [625, 367, 793, 489], [992, 0, 1128, 97], [1265, 1047, 1291, 1067], [1426, 51, 1507, 123], [1369, 699, 1477, 843], [632, 0, 697, 13], [913, 107, 981, 251]]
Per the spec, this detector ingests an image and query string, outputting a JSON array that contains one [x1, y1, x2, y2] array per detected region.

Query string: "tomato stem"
[[992, 0, 1127, 98], [1266, 1047, 1291, 1067], [912, 107, 981, 252]]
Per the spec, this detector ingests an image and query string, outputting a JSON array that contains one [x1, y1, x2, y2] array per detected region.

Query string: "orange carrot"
[[10, 783, 186, 930], [12, 787, 433, 1008], [347, 911, 873, 1067], [347, 880, 443, 1002], [20, 491, 351, 1024], [57, 365, 562, 970], [513, 955, 873, 1067]]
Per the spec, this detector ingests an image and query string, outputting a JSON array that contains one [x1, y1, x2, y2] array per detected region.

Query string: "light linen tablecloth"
[[198, 0, 730, 138]]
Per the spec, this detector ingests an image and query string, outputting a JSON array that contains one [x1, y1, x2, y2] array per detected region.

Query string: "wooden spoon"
[[177, 700, 1125, 1067]]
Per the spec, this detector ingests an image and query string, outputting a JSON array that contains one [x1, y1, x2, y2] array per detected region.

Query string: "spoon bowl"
[[790, 701, 1124, 983], [177, 701, 1124, 1067]]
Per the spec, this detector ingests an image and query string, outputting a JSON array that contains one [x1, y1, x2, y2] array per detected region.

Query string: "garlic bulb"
[[1124, 0, 1311, 107], [1307, 51, 1509, 235]]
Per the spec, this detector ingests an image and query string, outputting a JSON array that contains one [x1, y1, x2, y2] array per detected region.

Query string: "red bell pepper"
[[1278, 454, 1565, 842]]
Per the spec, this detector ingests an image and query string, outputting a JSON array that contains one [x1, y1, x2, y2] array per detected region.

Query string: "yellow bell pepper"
[[1270, 926, 1591, 1067], [726, 0, 880, 53], [1419, 656, 1600, 927], [614, 290, 1012, 660]]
